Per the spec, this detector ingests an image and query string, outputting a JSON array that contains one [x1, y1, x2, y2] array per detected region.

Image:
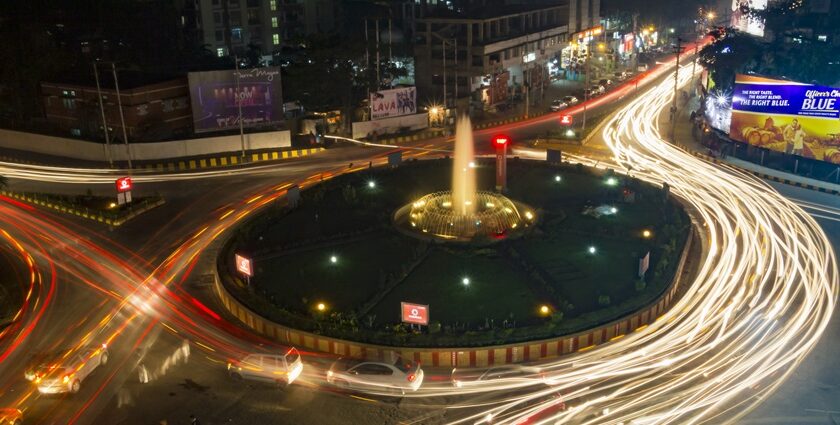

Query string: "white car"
[[34, 345, 109, 394], [327, 357, 424, 395], [550, 100, 568, 111], [562, 96, 579, 105], [227, 347, 304, 386], [451, 365, 544, 388]]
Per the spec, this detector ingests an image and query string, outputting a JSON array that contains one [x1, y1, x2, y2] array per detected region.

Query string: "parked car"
[[598, 79, 613, 87], [561, 96, 579, 105], [591, 85, 606, 95], [0, 409, 22, 425], [451, 365, 544, 388], [227, 347, 303, 386], [33, 345, 109, 394], [327, 356, 424, 395], [549, 99, 568, 112]]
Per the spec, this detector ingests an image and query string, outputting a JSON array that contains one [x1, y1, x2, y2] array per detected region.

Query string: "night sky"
[[601, 0, 709, 19]]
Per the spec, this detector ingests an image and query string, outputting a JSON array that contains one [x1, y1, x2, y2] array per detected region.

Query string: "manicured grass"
[[370, 248, 542, 326], [256, 232, 416, 313]]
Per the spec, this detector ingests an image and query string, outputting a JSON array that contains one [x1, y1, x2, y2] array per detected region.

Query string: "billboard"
[[400, 302, 429, 326], [370, 87, 416, 120], [188, 67, 283, 133], [729, 74, 840, 164]]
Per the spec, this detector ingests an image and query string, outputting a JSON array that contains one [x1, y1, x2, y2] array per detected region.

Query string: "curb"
[[0, 190, 165, 227], [139, 147, 326, 172], [212, 226, 697, 369], [690, 151, 840, 196]]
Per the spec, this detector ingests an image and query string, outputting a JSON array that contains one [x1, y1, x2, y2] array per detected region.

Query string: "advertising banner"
[[370, 87, 416, 120], [400, 302, 429, 326], [729, 74, 840, 164], [115, 177, 133, 193], [188, 67, 283, 133], [235, 253, 253, 277]]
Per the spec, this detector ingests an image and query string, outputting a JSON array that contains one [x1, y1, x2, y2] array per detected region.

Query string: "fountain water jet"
[[393, 116, 535, 243]]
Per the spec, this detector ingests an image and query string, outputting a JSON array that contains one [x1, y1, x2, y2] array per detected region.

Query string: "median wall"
[[213, 227, 698, 369], [0, 128, 291, 162]]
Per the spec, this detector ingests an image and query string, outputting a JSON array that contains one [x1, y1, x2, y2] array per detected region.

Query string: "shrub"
[[635, 278, 647, 292], [598, 295, 611, 306]]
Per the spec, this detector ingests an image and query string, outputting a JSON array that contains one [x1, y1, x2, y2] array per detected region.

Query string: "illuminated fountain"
[[393, 116, 535, 242]]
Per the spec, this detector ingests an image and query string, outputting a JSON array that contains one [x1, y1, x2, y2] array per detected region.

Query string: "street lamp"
[[316, 302, 327, 312], [539, 305, 551, 316], [642, 229, 652, 238]]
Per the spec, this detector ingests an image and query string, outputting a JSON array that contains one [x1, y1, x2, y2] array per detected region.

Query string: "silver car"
[[550, 100, 569, 111], [327, 357, 424, 395], [227, 347, 304, 386], [34, 345, 109, 394], [451, 364, 544, 388]]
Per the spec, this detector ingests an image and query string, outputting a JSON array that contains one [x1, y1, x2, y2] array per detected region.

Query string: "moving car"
[[451, 365, 544, 388], [561, 96, 579, 105], [327, 356, 424, 395], [0, 409, 22, 425], [549, 99, 568, 112], [227, 347, 303, 386], [33, 345, 109, 394]]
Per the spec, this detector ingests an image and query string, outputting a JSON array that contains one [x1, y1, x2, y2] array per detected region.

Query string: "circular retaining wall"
[[213, 226, 699, 368]]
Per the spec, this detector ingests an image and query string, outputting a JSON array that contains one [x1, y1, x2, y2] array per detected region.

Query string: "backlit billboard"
[[188, 67, 283, 133], [729, 74, 840, 164], [400, 302, 429, 325], [370, 87, 416, 120]]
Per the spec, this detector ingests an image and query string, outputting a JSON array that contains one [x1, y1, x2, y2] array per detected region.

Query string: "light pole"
[[110, 62, 132, 170], [582, 38, 592, 132], [235, 56, 246, 159], [670, 37, 683, 142], [92, 61, 113, 168]]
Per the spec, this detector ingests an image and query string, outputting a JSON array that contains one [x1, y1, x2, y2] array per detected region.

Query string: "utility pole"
[[525, 67, 529, 118], [453, 38, 458, 106], [111, 62, 132, 170], [670, 37, 683, 142], [582, 39, 592, 131], [235, 57, 246, 159], [93, 61, 113, 168], [690, 43, 699, 96], [442, 38, 447, 110], [375, 19, 381, 90]]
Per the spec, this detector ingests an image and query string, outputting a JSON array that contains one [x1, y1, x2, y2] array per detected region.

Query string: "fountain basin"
[[393, 190, 536, 243]]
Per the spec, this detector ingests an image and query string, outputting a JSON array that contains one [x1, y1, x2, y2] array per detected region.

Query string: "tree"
[[0, 175, 8, 191], [699, 32, 763, 91]]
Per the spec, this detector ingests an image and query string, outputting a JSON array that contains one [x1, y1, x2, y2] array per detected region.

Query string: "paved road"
[[0, 40, 837, 424]]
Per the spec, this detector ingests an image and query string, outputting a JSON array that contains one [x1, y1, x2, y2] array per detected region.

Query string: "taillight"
[[407, 373, 416, 383]]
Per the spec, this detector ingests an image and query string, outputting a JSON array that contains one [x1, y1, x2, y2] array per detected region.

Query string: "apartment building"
[[414, 0, 600, 108]]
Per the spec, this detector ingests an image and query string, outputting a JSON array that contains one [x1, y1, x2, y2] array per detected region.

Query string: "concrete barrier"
[[0, 128, 291, 162], [213, 227, 697, 368]]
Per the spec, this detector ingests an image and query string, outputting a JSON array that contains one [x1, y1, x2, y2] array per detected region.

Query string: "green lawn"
[[254, 232, 416, 313], [370, 248, 542, 326]]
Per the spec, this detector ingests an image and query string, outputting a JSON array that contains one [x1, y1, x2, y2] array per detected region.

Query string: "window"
[[230, 13, 242, 26], [213, 12, 221, 24], [217, 47, 226, 57], [818, 35, 828, 42], [271, 17, 278, 28], [70, 128, 82, 137], [232, 27, 242, 42], [215, 30, 223, 42], [62, 98, 76, 109], [248, 9, 260, 24], [247, 0, 260, 6], [353, 364, 394, 375], [272, 33, 280, 45], [212, 0, 219, 5], [270, 0, 276, 11]]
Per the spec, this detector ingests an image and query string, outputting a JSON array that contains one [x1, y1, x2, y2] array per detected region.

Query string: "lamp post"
[[234, 57, 246, 160], [670, 37, 683, 142], [110, 62, 132, 170], [92, 61, 113, 168]]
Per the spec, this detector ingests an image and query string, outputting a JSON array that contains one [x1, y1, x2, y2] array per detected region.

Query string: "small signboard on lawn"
[[401, 302, 429, 326]]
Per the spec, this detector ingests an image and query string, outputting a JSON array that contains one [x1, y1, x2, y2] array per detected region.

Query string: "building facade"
[[414, 0, 599, 110], [41, 75, 192, 142]]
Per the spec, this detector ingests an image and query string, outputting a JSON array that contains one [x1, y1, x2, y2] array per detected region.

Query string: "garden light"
[[555, 175, 562, 182], [316, 302, 326, 311], [462, 277, 470, 286], [610, 206, 618, 214], [540, 305, 551, 315], [368, 181, 376, 188], [330, 255, 338, 264], [606, 177, 618, 186], [588, 246, 597, 254], [643, 229, 652, 238]]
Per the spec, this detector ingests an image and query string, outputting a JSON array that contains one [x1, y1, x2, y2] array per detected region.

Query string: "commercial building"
[[414, 0, 600, 110], [41, 73, 192, 142], [191, 0, 341, 58]]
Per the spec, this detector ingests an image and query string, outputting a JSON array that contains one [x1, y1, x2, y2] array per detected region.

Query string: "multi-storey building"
[[414, 0, 600, 109], [191, 0, 342, 58]]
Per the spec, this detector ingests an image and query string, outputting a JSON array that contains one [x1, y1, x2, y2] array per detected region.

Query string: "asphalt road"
[[0, 44, 837, 424]]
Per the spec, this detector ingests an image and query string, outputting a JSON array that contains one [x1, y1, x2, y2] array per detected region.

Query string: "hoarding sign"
[[638, 251, 650, 278], [400, 302, 429, 325], [729, 74, 840, 164], [188, 67, 283, 133], [370, 87, 416, 120], [115, 177, 133, 193], [235, 253, 253, 277], [560, 115, 573, 126]]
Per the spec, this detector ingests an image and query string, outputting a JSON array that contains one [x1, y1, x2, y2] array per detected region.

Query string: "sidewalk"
[[674, 97, 840, 196]]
